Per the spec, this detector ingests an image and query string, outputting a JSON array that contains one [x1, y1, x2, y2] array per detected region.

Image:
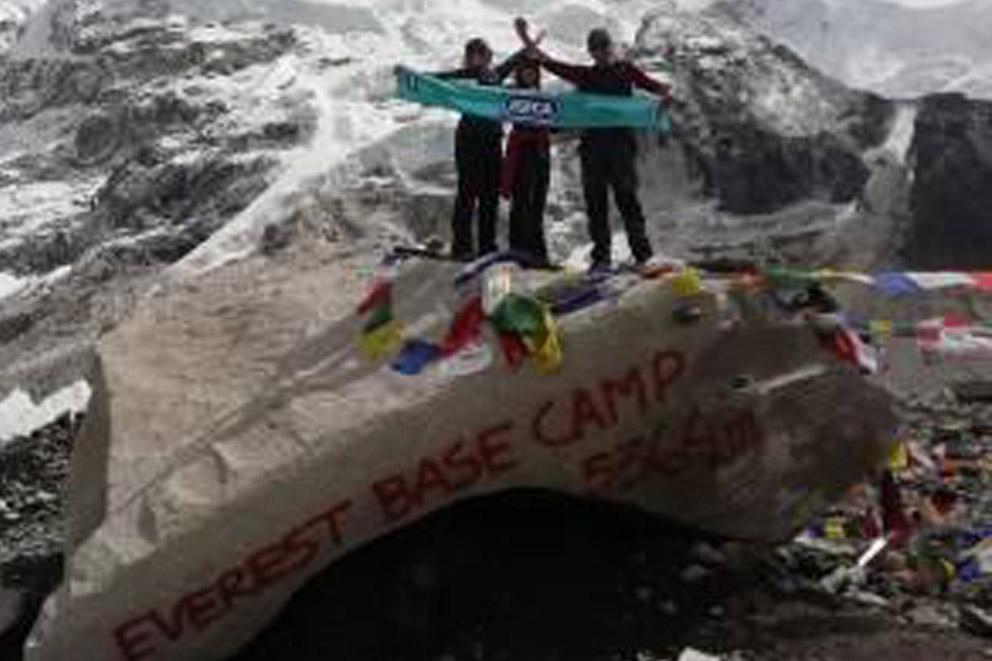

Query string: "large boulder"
[[27, 242, 896, 661]]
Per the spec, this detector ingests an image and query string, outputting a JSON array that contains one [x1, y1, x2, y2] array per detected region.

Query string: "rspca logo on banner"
[[503, 95, 560, 126]]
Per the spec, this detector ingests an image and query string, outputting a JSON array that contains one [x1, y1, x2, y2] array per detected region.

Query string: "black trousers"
[[580, 135, 653, 265], [508, 144, 550, 265], [452, 125, 502, 258]]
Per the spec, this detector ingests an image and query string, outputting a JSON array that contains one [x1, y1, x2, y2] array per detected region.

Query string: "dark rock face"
[[906, 94, 992, 269], [710, 128, 871, 215], [637, 6, 893, 217]]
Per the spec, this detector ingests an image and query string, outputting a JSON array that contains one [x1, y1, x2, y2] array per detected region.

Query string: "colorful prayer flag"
[[441, 297, 486, 357], [671, 268, 704, 298], [491, 294, 546, 337], [363, 305, 394, 334], [869, 320, 893, 345], [525, 306, 563, 375], [357, 280, 392, 316], [483, 263, 516, 315], [392, 340, 442, 376], [359, 320, 404, 360], [888, 440, 909, 472], [873, 272, 922, 297], [498, 332, 529, 371]]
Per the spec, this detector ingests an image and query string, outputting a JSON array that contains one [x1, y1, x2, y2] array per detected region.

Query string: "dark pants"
[[580, 135, 653, 265], [452, 124, 502, 258], [509, 144, 550, 265]]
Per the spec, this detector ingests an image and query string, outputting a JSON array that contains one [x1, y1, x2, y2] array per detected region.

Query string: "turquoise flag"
[[396, 69, 672, 133]]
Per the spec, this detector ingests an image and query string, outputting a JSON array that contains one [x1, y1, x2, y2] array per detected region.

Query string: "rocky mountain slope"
[[0, 0, 44, 54], [0, 0, 990, 489], [725, 0, 992, 99]]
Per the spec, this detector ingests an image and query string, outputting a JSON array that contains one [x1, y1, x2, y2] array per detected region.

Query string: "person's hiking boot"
[[637, 254, 685, 277], [478, 243, 499, 259], [588, 261, 613, 276]]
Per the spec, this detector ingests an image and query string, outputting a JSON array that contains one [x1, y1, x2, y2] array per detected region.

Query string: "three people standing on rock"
[[427, 18, 672, 271]]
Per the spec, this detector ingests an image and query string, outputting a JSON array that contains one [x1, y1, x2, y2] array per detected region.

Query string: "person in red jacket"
[[501, 57, 552, 267], [516, 19, 672, 271]]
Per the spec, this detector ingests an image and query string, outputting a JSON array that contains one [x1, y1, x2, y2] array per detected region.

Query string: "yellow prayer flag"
[[870, 320, 894, 344], [888, 440, 909, 472], [359, 320, 404, 361], [526, 308, 563, 375], [671, 268, 704, 298], [824, 517, 846, 540]]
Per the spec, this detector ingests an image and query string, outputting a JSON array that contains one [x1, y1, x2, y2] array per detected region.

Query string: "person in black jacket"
[[516, 20, 672, 271], [501, 57, 551, 267], [434, 39, 524, 261]]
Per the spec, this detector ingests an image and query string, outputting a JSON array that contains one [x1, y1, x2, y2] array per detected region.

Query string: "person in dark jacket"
[[516, 20, 672, 271], [501, 57, 551, 267], [434, 39, 524, 261]]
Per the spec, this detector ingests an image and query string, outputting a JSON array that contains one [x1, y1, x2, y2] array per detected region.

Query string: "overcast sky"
[[867, 0, 967, 6]]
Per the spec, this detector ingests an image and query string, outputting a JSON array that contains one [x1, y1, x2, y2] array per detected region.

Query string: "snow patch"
[[866, 103, 918, 165], [882, 104, 918, 163], [0, 271, 27, 302], [0, 0, 46, 54], [0, 179, 102, 250], [0, 381, 91, 443], [0, 266, 70, 303]]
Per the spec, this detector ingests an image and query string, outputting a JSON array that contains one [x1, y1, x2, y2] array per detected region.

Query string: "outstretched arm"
[[540, 55, 592, 86], [433, 67, 476, 80], [625, 62, 672, 100], [493, 49, 528, 82]]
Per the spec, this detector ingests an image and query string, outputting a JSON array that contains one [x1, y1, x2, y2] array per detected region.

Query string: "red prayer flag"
[[498, 332, 529, 371], [357, 280, 392, 316], [441, 296, 486, 357]]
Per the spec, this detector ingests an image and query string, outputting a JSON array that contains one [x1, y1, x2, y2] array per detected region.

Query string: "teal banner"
[[396, 69, 672, 133]]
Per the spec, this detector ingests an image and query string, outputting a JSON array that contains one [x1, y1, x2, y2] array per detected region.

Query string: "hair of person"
[[587, 28, 613, 51], [464, 37, 492, 59]]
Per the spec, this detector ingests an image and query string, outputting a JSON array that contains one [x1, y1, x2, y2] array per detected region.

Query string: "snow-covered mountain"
[[0, 0, 990, 445], [0, 0, 659, 409], [725, 0, 992, 98]]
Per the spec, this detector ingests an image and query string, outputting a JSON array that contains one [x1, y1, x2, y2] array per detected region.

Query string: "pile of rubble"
[[0, 413, 80, 659], [772, 389, 992, 637], [0, 413, 78, 590]]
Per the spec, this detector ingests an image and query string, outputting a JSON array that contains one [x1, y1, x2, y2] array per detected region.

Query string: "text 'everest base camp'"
[[1, 0, 992, 660]]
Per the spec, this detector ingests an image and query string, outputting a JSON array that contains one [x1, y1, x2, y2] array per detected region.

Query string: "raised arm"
[[539, 55, 592, 87], [493, 48, 528, 82]]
